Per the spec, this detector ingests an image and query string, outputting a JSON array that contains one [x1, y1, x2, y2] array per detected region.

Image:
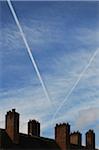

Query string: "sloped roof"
[[0, 129, 60, 149], [19, 133, 61, 149]]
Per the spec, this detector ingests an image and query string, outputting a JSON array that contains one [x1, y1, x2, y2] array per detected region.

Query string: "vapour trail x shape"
[[7, 0, 52, 104], [52, 48, 99, 124]]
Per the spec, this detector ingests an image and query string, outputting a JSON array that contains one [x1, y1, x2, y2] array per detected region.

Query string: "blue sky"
[[0, 1, 99, 147]]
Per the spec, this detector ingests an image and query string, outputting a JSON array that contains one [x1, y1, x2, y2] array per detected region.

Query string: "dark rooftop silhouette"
[[0, 109, 98, 150]]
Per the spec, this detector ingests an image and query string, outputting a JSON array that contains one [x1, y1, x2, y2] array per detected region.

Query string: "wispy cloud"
[[1, 46, 99, 133], [75, 107, 99, 129]]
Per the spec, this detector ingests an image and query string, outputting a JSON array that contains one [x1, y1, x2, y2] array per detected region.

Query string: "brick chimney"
[[5, 109, 19, 144], [28, 120, 40, 137], [55, 123, 70, 150], [86, 129, 95, 150], [70, 131, 82, 147]]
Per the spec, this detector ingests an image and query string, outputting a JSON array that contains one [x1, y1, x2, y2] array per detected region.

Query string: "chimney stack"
[[28, 120, 40, 137], [55, 123, 70, 150], [70, 131, 82, 147], [5, 109, 19, 144], [86, 129, 95, 150]]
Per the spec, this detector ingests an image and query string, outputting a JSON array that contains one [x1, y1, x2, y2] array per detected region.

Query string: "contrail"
[[52, 48, 99, 124], [7, 0, 52, 104]]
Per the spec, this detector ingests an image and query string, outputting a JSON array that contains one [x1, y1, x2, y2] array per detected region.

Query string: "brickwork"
[[70, 131, 82, 146], [86, 129, 95, 150], [55, 123, 70, 150], [28, 120, 40, 136], [5, 109, 19, 144]]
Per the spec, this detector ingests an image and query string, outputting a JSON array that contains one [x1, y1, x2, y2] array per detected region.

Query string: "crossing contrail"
[[7, 0, 52, 104], [52, 48, 99, 124]]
